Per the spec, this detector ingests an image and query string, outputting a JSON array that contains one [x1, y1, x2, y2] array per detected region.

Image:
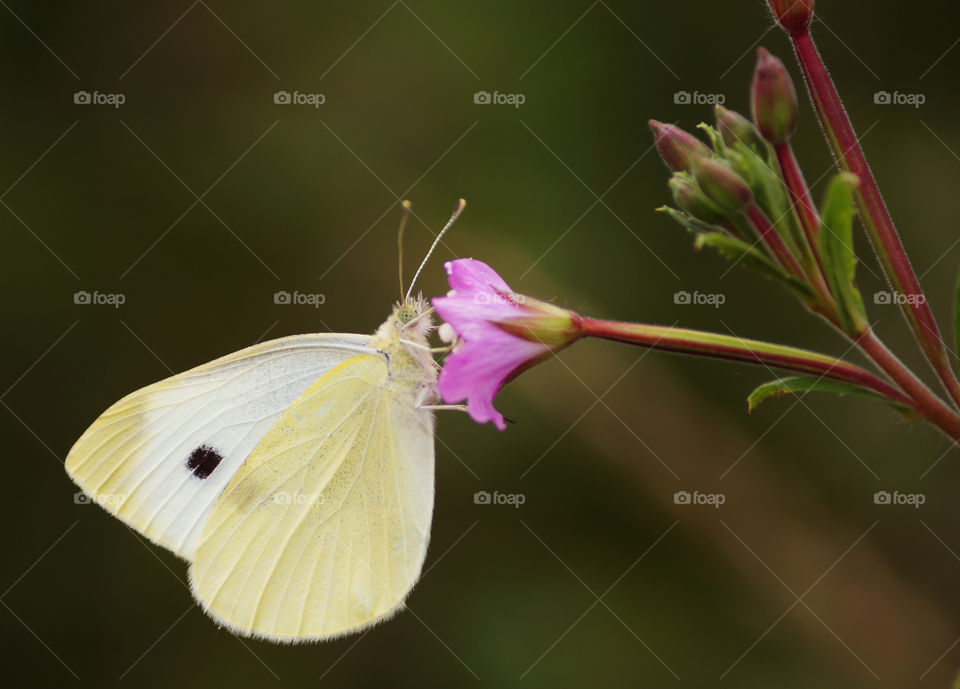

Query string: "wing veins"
[[201, 380, 378, 607], [249, 396, 379, 630]]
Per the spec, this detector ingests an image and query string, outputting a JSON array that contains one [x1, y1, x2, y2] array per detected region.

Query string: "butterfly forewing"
[[65, 334, 373, 558]]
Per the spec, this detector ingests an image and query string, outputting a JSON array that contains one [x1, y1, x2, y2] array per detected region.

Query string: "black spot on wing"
[[186, 445, 223, 480]]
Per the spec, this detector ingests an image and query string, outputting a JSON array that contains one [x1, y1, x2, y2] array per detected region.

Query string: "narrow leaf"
[[728, 143, 809, 264], [696, 123, 727, 156], [694, 232, 814, 298], [819, 173, 868, 333], [747, 375, 913, 416], [656, 206, 726, 235]]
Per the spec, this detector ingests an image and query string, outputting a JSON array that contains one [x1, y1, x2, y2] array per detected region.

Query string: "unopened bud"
[[649, 120, 712, 173], [715, 105, 768, 154], [669, 174, 726, 224], [751, 48, 799, 144], [766, 0, 814, 36], [692, 159, 753, 213]]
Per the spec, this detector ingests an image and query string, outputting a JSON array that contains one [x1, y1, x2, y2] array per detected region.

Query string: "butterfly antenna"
[[405, 198, 466, 302], [397, 200, 413, 300]]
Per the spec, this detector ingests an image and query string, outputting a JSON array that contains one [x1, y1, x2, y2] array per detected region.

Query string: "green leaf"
[[696, 123, 727, 156], [656, 206, 726, 235], [747, 375, 914, 416], [694, 232, 815, 298], [727, 143, 808, 261], [819, 173, 868, 333]]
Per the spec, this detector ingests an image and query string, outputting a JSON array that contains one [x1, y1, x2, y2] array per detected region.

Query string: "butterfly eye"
[[397, 305, 416, 324]]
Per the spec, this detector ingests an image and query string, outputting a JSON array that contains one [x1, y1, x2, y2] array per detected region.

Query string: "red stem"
[[790, 30, 960, 407], [580, 317, 911, 407], [775, 141, 822, 263], [856, 329, 960, 443], [745, 204, 806, 279]]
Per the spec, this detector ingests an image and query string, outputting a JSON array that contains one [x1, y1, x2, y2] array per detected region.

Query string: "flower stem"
[[789, 29, 960, 407], [744, 204, 806, 279], [580, 317, 910, 406], [775, 141, 823, 266], [855, 329, 960, 442]]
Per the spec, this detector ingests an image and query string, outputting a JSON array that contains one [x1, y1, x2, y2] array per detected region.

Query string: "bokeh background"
[[4, 1, 960, 687]]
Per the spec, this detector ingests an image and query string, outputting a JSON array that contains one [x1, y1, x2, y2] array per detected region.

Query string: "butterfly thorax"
[[370, 294, 438, 401]]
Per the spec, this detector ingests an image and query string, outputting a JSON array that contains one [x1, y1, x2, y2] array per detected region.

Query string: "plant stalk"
[[789, 29, 960, 407], [580, 317, 910, 407], [745, 204, 806, 279], [855, 328, 960, 443]]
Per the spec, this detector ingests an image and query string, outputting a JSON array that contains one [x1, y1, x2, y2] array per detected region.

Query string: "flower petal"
[[444, 258, 513, 295], [437, 328, 544, 431]]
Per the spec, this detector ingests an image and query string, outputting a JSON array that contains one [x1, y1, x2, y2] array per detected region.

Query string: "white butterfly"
[[66, 201, 463, 642]]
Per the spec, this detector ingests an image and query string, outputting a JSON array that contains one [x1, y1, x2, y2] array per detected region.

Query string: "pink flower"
[[432, 259, 581, 430]]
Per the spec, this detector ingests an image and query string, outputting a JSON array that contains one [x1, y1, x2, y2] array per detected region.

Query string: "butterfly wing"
[[65, 333, 374, 558], [189, 354, 435, 642]]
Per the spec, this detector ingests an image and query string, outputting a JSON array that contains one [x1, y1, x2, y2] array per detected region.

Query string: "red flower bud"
[[669, 174, 726, 224], [648, 120, 712, 173], [692, 159, 753, 213], [714, 105, 767, 153], [751, 48, 799, 144], [766, 0, 814, 36]]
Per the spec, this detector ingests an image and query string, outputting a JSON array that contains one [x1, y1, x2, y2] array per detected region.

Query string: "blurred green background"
[[4, 1, 960, 687]]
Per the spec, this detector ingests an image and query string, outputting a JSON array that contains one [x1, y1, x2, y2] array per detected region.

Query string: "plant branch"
[[788, 28, 960, 407], [580, 317, 911, 408]]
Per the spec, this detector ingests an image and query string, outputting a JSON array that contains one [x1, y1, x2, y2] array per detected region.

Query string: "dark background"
[[3, 1, 960, 687]]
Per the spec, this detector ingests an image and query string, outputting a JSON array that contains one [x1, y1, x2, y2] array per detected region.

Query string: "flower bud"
[[751, 48, 799, 144], [766, 0, 814, 36], [714, 105, 767, 154], [692, 159, 753, 213], [648, 120, 712, 172], [669, 174, 726, 224]]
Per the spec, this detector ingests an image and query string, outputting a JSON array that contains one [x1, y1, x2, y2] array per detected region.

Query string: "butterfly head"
[[390, 294, 434, 339], [371, 295, 437, 391], [372, 294, 434, 349]]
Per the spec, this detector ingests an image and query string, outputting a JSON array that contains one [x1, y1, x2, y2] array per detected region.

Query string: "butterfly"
[[65, 200, 465, 642]]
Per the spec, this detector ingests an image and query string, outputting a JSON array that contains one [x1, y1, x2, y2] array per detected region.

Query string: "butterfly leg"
[[417, 404, 469, 413]]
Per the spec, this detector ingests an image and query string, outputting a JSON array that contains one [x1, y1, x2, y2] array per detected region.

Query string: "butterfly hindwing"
[[65, 333, 374, 558], [189, 354, 435, 642]]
